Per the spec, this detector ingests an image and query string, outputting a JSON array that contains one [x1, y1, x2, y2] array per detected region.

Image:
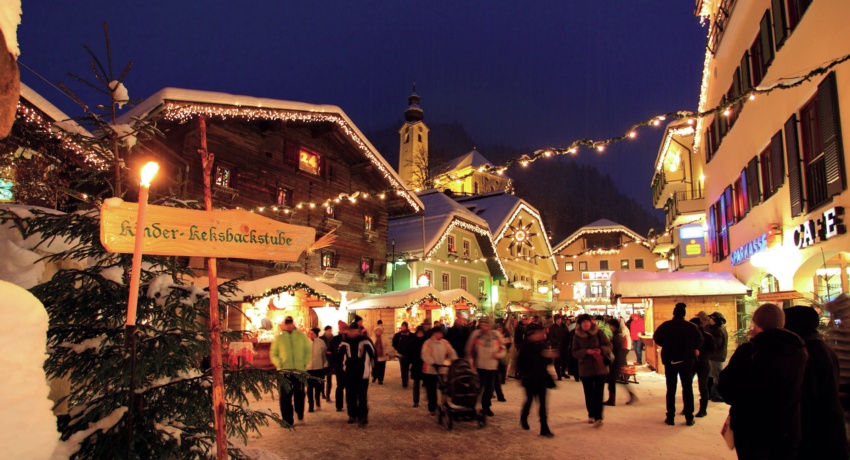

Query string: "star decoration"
[[505, 218, 538, 250]]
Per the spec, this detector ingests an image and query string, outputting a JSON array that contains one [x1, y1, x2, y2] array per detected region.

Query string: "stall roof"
[[347, 286, 447, 310], [610, 271, 749, 298], [440, 289, 479, 308], [236, 272, 342, 303]]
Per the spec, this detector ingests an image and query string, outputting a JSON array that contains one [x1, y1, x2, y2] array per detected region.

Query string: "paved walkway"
[[238, 360, 736, 460]]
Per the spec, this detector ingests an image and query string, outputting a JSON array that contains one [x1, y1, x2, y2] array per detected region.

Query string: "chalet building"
[[434, 148, 513, 196], [648, 121, 710, 272], [452, 191, 557, 314], [695, 0, 850, 301], [552, 219, 656, 316], [119, 88, 424, 334]]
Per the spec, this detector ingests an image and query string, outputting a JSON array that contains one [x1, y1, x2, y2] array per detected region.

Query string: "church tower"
[[398, 84, 429, 191]]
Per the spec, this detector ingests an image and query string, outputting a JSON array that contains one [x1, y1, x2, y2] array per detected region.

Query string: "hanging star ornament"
[[505, 218, 538, 250]]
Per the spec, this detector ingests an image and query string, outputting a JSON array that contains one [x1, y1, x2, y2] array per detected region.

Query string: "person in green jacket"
[[270, 316, 311, 426]]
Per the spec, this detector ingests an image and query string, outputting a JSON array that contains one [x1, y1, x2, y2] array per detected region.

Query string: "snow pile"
[[0, 0, 21, 57], [53, 407, 127, 459], [0, 280, 63, 459], [0, 238, 45, 288], [109, 81, 129, 109], [110, 123, 137, 150]]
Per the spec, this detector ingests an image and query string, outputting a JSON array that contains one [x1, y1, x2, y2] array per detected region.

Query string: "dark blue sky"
[[17, 1, 707, 213]]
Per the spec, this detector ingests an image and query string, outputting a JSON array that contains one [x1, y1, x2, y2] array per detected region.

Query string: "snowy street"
[[239, 360, 736, 460]]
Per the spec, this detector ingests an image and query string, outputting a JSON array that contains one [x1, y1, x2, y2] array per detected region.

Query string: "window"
[[441, 272, 450, 290], [750, 11, 775, 87], [759, 131, 786, 202], [790, 73, 846, 214], [599, 260, 609, 271], [360, 257, 373, 275], [215, 166, 232, 188], [321, 251, 336, 269], [364, 215, 374, 231], [276, 187, 293, 207], [578, 261, 588, 272], [564, 261, 574, 272], [733, 174, 748, 220], [635, 259, 644, 270], [325, 203, 336, 219], [424, 269, 434, 286], [478, 279, 486, 296], [462, 239, 471, 258], [418, 134, 422, 142], [786, 0, 812, 33], [447, 235, 457, 253], [460, 275, 468, 292], [709, 190, 733, 262], [620, 259, 630, 270], [584, 234, 619, 250], [298, 149, 322, 175]]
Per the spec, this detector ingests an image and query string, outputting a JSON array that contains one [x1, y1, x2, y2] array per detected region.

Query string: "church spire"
[[404, 81, 424, 122]]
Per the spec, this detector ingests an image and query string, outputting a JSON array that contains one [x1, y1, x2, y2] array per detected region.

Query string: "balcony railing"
[[666, 189, 705, 228]]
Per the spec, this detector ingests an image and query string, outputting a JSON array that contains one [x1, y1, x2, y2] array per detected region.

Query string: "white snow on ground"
[[0, 0, 22, 57], [238, 359, 737, 460], [0, 238, 44, 288], [0, 280, 63, 459]]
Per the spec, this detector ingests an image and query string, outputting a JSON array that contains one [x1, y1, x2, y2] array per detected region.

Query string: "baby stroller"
[[435, 359, 486, 430]]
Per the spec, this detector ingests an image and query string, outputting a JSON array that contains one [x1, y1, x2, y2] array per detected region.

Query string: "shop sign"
[[731, 233, 768, 266], [679, 224, 705, 258], [101, 201, 316, 261], [756, 290, 802, 302], [793, 207, 846, 249], [581, 271, 614, 281]]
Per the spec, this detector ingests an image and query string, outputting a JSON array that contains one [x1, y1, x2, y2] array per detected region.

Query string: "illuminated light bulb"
[[396, 190, 402, 195], [362, 194, 369, 199], [414, 187, 421, 192], [497, 170, 504, 175], [596, 145, 605, 152], [699, 173, 705, 182], [629, 131, 636, 138], [81, 193, 88, 199], [272, 206, 278, 211], [434, 178, 441, 184], [569, 148, 577, 154], [749, 94, 756, 101], [379, 193, 386, 199], [664, 232, 669, 236], [687, 118, 695, 125], [521, 161, 529, 167], [284, 209, 290, 214], [309, 203, 316, 208], [653, 120, 661, 126], [723, 108, 731, 117], [455, 179, 461, 183], [659, 116, 666, 121], [334, 198, 340, 203], [544, 150, 552, 157], [296, 204, 303, 209], [258, 207, 265, 212]]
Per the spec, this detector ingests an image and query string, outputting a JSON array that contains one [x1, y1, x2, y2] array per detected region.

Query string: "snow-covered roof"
[[610, 271, 749, 298], [553, 219, 646, 253], [235, 272, 342, 304], [441, 289, 479, 307], [347, 286, 447, 311], [439, 149, 493, 174], [118, 87, 423, 213], [0, 0, 21, 57], [19, 83, 91, 137]]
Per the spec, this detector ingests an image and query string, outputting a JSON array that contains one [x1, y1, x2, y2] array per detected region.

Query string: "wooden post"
[[198, 115, 228, 460]]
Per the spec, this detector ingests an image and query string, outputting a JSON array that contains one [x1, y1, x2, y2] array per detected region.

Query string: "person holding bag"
[[572, 313, 613, 428]]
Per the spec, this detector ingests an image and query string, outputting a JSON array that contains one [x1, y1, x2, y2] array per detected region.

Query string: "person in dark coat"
[[407, 326, 427, 408], [572, 313, 612, 428], [329, 321, 348, 412], [689, 317, 716, 417], [392, 321, 415, 388], [784, 305, 848, 459], [707, 311, 729, 402], [653, 302, 703, 426], [603, 318, 637, 406], [517, 324, 554, 437], [566, 325, 580, 382], [338, 322, 376, 425], [447, 312, 471, 359], [718, 303, 808, 459], [549, 314, 569, 380]]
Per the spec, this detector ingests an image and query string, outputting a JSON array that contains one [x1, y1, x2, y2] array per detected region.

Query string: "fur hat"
[[576, 313, 593, 325], [673, 303, 687, 317], [784, 306, 819, 337], [709, 312, 727, 325], [752, 303, 785, 330]]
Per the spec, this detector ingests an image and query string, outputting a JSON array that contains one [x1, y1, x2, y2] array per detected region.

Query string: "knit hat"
[[752, 303, 785, 330], [576, 313, 593, 325], [784, 306, 819, 337], [673, 303, 687, 317], [338, 320, 349, 331]]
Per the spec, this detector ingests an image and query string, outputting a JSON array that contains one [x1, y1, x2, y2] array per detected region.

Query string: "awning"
[[441, 289, 479, 308], [347, 286, 448, 311], [610, 271, 749, 298], [235, 272, 342, 304]]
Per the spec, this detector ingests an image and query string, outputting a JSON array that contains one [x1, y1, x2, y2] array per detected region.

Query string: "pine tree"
[[1, 25, 299, 459]]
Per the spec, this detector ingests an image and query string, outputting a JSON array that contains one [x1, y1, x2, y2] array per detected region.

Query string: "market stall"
[[441, 288, 480, 315], [347, 286, 452, 333], [610, 271, 748, 374]]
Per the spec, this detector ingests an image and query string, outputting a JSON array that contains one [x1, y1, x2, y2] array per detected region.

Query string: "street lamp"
[[125, 161, 159, 328]]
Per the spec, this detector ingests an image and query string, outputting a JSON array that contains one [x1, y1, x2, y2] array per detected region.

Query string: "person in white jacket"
[[421, 328, 458, 415], [306, 327, 328, 413], [466, 317, 506, 416]]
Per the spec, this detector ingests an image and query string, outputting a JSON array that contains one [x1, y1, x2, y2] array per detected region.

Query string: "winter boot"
[[695, 399, 708, 417], [603, 398, 615, 406], [665, 415, 675, 426], [625, 391, 639, 405], [520, 417, 530, 430]]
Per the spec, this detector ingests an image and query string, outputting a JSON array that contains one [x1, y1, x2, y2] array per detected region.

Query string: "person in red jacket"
[[629, 313, 645, 365]]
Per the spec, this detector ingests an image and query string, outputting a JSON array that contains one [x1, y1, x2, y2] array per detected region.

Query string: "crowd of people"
[[267, 299, 850, 458]]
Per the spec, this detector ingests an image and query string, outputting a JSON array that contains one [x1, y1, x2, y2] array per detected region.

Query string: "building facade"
[[696, 0, 850, 301], [552, 219, 656, 316]]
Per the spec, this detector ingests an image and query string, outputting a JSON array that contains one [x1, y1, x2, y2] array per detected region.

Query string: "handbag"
[[597, 330, 615, 366], [721, 412, 735, 449]]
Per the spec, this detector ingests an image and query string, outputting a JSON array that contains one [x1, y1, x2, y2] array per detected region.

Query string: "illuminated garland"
[[553, 225, 648, 254], [14, 103, 106, 168], [159, 101, 421, 213], [425, 218, 508, 278], [493, 203, 557, 272], [241, 282, 341, 305]]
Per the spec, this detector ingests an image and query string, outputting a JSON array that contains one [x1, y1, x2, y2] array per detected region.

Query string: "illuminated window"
[[298, 149, 321, 175], [564, 261, 574, 272], [478, 279, 485, 296], [325, 204, 336, 219], [364, 215, 373, 231], [620, 259, 630, 270], [215, 166, 232, 187], [360, 257, 373, 275], [276, 187, 293, 207], [321, 251, 336, 269], [462, 239, 471, 257], [447, 235, 457, 253]]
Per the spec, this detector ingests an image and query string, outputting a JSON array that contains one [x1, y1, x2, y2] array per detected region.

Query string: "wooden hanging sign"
[[100, 199, 315, 261]]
